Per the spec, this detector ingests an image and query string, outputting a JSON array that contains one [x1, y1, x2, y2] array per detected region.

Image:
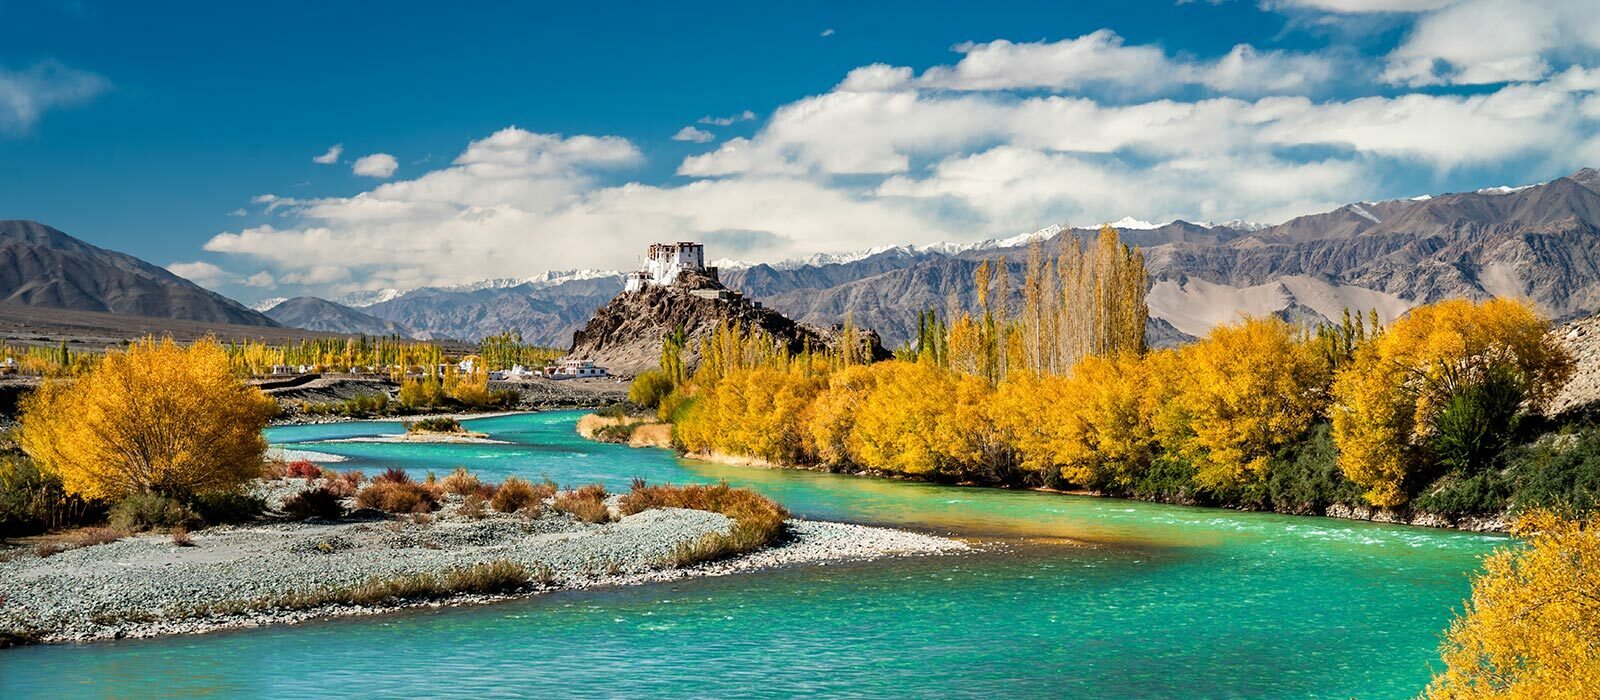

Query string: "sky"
[[3, 0, 1599, 304]]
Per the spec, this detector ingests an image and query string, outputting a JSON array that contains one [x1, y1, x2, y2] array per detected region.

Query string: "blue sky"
[[3, 0, 1598, 302]]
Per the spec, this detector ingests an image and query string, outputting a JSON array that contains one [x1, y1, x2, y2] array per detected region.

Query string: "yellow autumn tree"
[[1173, 317, 1328, 491], [804, 364, 879, 466], [1332, 299, 1573, 507], [846, 361, 960, 475], [19, 337, 278, 500], [1426, 509, 1600, 698]]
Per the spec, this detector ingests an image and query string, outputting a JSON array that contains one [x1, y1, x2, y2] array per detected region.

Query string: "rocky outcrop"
[[568, 270, 887, 376]]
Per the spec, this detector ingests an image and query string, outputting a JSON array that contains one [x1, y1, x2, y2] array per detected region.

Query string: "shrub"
[[440, 467, 481, 497], [324, 471, 364, 498], [1265, 423, 1364, 514], [18, 337, 277, 500], [109, 493, 198, 532], [552, 483, 613, 524], [188, 490, 266, 525], [0, 455, 102, 539], [460, 494, 487, 520], [285, 460, 322, 480], [1507, 430, 1600, 513], [595, 404, 629, 419], [619, 480, 788, 566], [1429, 368, 1524, 480], [490, 476, 552, 514], [375, 467, 412, 485], [261, 457, 289, 479], [408, 417, 464, 434], [171, 526, 195, 547], [355, 481, 437, 514], [1413, 470, 1512, 516], [397, 377, 446, 409], [628, 370, 675, 409], [283, 487, 345, 520]]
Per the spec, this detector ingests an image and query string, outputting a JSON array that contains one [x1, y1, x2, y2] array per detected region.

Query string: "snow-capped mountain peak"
[[250, 297, 288, 312]]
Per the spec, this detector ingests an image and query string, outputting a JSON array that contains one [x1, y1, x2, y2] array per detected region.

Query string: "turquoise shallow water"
[[1, 411, 1504, 698]]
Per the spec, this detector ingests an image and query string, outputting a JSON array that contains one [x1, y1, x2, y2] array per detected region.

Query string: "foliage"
[[0, 455, 102, 538], [552, 483, 612, 524], [1173, 317, 1329, 492], [1426, 510, 1600, 697], [397, 376, 447, 409], [439, 467, 481, 497], [1333, 299, 1573, 507], [476, 331, 562, 371], [1505, 431, 1600, 513], [285, 460, 323, 480], [1264, 424, 1363, 515], [187, 490, 266, 525], [108, 493, 198, 532], [354, 480, 437, 514], [282, 487, 344, 520], [408, 417, 465, 434], [619, 480, 789, 566], [490, 476, 553, 514], [19, 337, 277, 501], [1431, 367, 1525, 477], [628, 370, 675, 409]]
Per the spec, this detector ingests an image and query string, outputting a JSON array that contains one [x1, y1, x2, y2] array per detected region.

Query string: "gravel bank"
[[0, 485, 966, 645]]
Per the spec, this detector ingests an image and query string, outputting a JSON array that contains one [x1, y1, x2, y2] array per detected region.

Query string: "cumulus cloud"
[[0, 59, 107, 133], [672, 126, 715, 143], [352, 153, 399, 178], [313, 144, 343, 164]]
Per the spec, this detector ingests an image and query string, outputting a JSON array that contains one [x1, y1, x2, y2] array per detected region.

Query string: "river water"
[[1, 411, 1503, 698]]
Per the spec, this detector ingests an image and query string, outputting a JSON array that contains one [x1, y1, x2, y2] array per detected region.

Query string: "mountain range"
[[8, 167, 1600, 352]]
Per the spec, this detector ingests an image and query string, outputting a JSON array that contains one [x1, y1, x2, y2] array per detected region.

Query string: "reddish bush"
[[285, 460, 322, 480], [374, 467, 411, 485]]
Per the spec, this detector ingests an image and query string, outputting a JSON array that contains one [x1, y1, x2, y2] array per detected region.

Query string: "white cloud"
[[820, 28, 835, 37], [352, 153, 399, 178], [672, 126, 716, 143], [698, 110, 757, 126], [313, 144, 343, 164], [0, 59, 107, 133], [1271, 0, 1600, 87], [169, 261, 277, 290], [904, 31, 1344, 97]]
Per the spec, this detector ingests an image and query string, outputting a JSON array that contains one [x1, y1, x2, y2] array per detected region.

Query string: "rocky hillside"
[[263, 297, 414, 337], [0, 220, 277, 326], [568, 271, 885, 376]]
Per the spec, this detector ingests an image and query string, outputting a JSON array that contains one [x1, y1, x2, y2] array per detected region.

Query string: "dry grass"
[[323, 470, 364, 499], [35, 526, 125, 558], [354, 481, 437, 514], [440, 467, 481, 496], [176, 560, 536, 620], [552, 483, 613, 524], [620, 481, 789, 567], [170, 526, 195, 547]]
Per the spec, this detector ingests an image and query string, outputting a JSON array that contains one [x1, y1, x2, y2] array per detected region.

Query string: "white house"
[[550, 359, 608, 379]]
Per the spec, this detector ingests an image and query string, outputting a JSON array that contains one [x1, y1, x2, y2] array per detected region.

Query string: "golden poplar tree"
[[1426, 510, 1600, 698], [20, 337, 278, 500]]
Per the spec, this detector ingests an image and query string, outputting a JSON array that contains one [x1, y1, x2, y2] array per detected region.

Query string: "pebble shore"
[[0, 482, 966, 645]]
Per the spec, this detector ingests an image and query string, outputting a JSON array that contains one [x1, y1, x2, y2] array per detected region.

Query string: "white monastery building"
[[624, 241, 718, 292]]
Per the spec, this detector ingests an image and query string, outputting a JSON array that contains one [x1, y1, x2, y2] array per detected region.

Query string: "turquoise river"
[[1, 411, 1506, 698]]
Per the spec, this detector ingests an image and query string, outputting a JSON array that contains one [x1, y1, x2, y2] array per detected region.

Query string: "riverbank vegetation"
[[1426, 509, 1600, 697], [639, 228, 1591, 522]]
